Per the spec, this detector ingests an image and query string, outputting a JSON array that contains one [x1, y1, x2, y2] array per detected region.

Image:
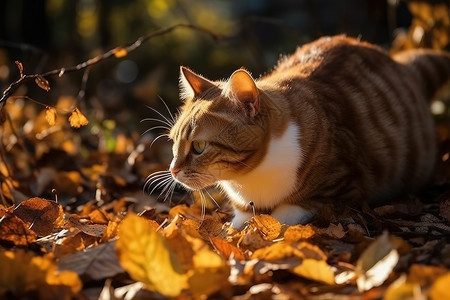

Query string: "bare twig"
[[0, 23, 224, 110]]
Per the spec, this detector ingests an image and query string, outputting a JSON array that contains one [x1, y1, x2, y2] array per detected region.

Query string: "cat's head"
[[168, 67, 267, 190]]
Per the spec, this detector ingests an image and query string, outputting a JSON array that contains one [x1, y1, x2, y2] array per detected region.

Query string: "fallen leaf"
[[0, 249, 81, 298], [252, 214, 282, 241], [384, 275, 422, 300], [59, 241, 124, 280], [68, 108, 89, 128], [284, 224, 316, 242], [13, 197, 62, 236], [0, 214, 37, 246], [210, 235, 246, 260], [116, 213, 188, 297], [356, 231, 399, 292], [430, 272, 450, 300], [291, 258, 335, 284]]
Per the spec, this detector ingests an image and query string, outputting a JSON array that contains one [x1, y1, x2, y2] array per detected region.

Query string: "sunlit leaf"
[[13, 197, 62, 236], [283, 224, 316, 242], [430, 272, 450, 300], [252, 214, 282, 240], [0, 214, 37, 246], [68, 107, 89, 128], [35, 75, 51, 91], [45, 107, 57, 126], [356, 231, 399, 292], [210, 235, 246, 260], [116, 213, 188, 297], [291, 258, 335, 284], [0, 249, 81, 298], [384, 275, 422, 300]]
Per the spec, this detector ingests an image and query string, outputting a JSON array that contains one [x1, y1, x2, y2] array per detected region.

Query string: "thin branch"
[[0, 23, 224, 110]]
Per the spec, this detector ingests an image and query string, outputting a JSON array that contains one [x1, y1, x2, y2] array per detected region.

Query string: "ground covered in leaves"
[[1, 86, 450, 300]]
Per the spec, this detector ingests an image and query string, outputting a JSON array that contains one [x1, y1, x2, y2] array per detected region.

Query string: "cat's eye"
[[192, 140, 206, 154]]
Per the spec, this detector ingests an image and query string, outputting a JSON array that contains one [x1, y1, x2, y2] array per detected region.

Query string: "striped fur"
[[167, 35, 450, 227]]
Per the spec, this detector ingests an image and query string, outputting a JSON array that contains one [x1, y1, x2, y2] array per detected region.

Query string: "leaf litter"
[[1, 26, 450, 300]]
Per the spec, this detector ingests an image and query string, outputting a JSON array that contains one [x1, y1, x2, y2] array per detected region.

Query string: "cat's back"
[[272, 35, 391, 80]]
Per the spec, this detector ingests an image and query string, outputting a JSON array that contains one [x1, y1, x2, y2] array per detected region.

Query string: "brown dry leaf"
[[59, 241, 124, 281], [100, 220, 120, 243], [210, 235, 246, 260], [356, 231, 399, 292], [291, 258, 335, 284], [430, 272, 450, 300], [13, 197, 62, 236], [114, 47, 128, 58], [15, 60, 24, 76], [0, 249, 81, 298], [116, 213, 188, 297], [284, 224, 316, 242], [68, 107, 89, 128], [45, 107, 57, 126], [0, 214, 37, 246], [252, 214, 282, 241], [35, 75, 51, 91]]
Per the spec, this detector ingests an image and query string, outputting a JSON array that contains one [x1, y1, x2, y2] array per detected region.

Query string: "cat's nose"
[[170, 166, 181, 177]]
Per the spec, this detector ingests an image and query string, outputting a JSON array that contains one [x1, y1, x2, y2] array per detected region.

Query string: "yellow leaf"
[[292, 258, 335, 285], [114, 47, 128, 58], [68, 108, 89, 128], [45, 107, 57, 126], [252, 214, 282, 240], [188, 242, 230, 298], [116, 213, 188, 297], [384, 275, 422, 300], [0, 249, 81, 297], [430, 272, 450, 300]]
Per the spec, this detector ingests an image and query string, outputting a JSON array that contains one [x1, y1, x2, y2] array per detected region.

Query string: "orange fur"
[[166, 35, 450, 227]]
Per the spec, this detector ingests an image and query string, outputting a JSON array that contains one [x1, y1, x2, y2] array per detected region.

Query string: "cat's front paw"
[[270, 203, 315, 225], [231, 210, 254, 229]]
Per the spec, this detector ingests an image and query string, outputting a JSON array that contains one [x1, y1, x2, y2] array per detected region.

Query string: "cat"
[[147, 35, 450, 229]]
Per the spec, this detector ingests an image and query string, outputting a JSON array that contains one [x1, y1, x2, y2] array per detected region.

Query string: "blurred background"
[[0, 0, 449, 206], [1, 0, 449, 123]]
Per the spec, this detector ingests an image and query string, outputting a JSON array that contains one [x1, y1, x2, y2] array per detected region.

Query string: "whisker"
[[150, 177, 174, 196], [157, 95, 176, 125], [204, 189, 220, 209], [145, 105, 175, 128], [140, 117, 173, 128], [144, 171, 172, 193], [150, 133, 170, 148], [162, 180, 177, 204], [142, 125, 171, 136], [198, 190, 206, 226]]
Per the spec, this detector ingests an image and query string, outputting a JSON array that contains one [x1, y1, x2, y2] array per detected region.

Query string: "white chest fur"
[[218, 122, 302, 210]]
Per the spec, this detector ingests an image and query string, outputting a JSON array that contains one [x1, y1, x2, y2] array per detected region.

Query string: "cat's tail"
[[393, 49, 450, 100]]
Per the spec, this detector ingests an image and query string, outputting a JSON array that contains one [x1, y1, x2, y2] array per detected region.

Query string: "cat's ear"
[[227, 69, 260, 118], [179, 66, 215, 100]]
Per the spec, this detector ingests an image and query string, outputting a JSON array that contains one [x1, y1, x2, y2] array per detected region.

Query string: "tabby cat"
[[148, 35, 450, 229]]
